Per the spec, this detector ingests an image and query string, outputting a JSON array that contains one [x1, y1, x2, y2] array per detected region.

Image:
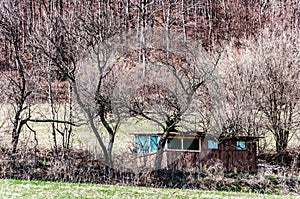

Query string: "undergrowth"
[[0, 146, 299, 196]]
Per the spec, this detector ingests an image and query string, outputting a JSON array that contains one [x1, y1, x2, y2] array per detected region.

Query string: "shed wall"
[[135, 138, 258, 173]]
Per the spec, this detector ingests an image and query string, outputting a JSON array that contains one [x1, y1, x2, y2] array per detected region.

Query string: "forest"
[[0, 0, 299, 196]]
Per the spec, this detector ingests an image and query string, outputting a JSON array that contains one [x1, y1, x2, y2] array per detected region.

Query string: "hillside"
[[0, 0, 299, 170]]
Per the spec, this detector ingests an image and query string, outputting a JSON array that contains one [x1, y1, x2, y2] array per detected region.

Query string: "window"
[[135, 136, 149, 155], [236, 141, 246, 150], [167, 138, 182, 150], [135, 135, 160, 155], [136, 135, 200, 153], [149, 136, 159, 152], [167, 137, 200, 151], [208, 140, 218, 149], [183, 138, 199, 150]]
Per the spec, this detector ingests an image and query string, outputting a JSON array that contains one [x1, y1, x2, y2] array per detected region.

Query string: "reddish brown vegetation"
[[258, 146, 300, 169], [1, 0, 299, 103]]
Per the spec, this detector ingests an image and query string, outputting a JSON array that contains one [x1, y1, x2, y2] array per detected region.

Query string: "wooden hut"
[[134, 132, 261, 173]]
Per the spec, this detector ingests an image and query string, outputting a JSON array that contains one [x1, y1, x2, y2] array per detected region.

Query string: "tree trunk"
[[275, 129, 289, 153], [154, 131, 169, 170], [65, 82, 73, 150], [12, 125, 20, 154], [72, 81, 111, 166], [99, 110, 115, 167], [107, 135, 114, 167], [11, 34, 29, 153], [165, 0, 171, 61], [12, 117, 26, 153]]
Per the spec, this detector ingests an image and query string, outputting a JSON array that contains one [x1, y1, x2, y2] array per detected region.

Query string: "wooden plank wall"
[[136, 140, 258, 173], [200, 140, 258, 173], [167, 140, 258, 173], [165, 151, 201, 172]]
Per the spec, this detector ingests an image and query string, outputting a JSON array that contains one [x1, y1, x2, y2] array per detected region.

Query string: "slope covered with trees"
[[0, 0, 299, 169]]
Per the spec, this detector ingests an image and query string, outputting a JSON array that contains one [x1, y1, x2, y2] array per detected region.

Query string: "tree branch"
[[27, 119, 78, 126]]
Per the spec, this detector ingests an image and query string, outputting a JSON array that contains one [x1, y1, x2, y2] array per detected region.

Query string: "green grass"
[[0, 179, 298, 199]]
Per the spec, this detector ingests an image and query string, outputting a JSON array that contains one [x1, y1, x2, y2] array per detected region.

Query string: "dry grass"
[[0, 103, 298, 155], [0, 104, 161, 157]]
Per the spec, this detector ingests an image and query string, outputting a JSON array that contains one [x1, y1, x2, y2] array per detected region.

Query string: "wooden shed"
[[134, 132, 261, 173]]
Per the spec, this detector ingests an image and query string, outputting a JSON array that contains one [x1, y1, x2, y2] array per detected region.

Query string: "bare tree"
[[114, 29, 221, 169], [220, 42, 263, 137], [254, 29, 299, 153], [77, 0, 127, 166], [34, 0, 74, 153], [221, 28, 299, 153], [0, 0, 83, 154], [0, 1, 35, 153], [33, 0, 127, 166]]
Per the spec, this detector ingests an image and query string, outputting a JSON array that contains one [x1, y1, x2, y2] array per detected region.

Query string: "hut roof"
[[133, 132, 263, 141]]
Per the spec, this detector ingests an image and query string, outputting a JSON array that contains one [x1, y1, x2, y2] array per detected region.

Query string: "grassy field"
[[0, 179, 298, 199]]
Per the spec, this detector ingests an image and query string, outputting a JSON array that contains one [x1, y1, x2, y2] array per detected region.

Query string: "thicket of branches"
[[0, 0, 299, 169]]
